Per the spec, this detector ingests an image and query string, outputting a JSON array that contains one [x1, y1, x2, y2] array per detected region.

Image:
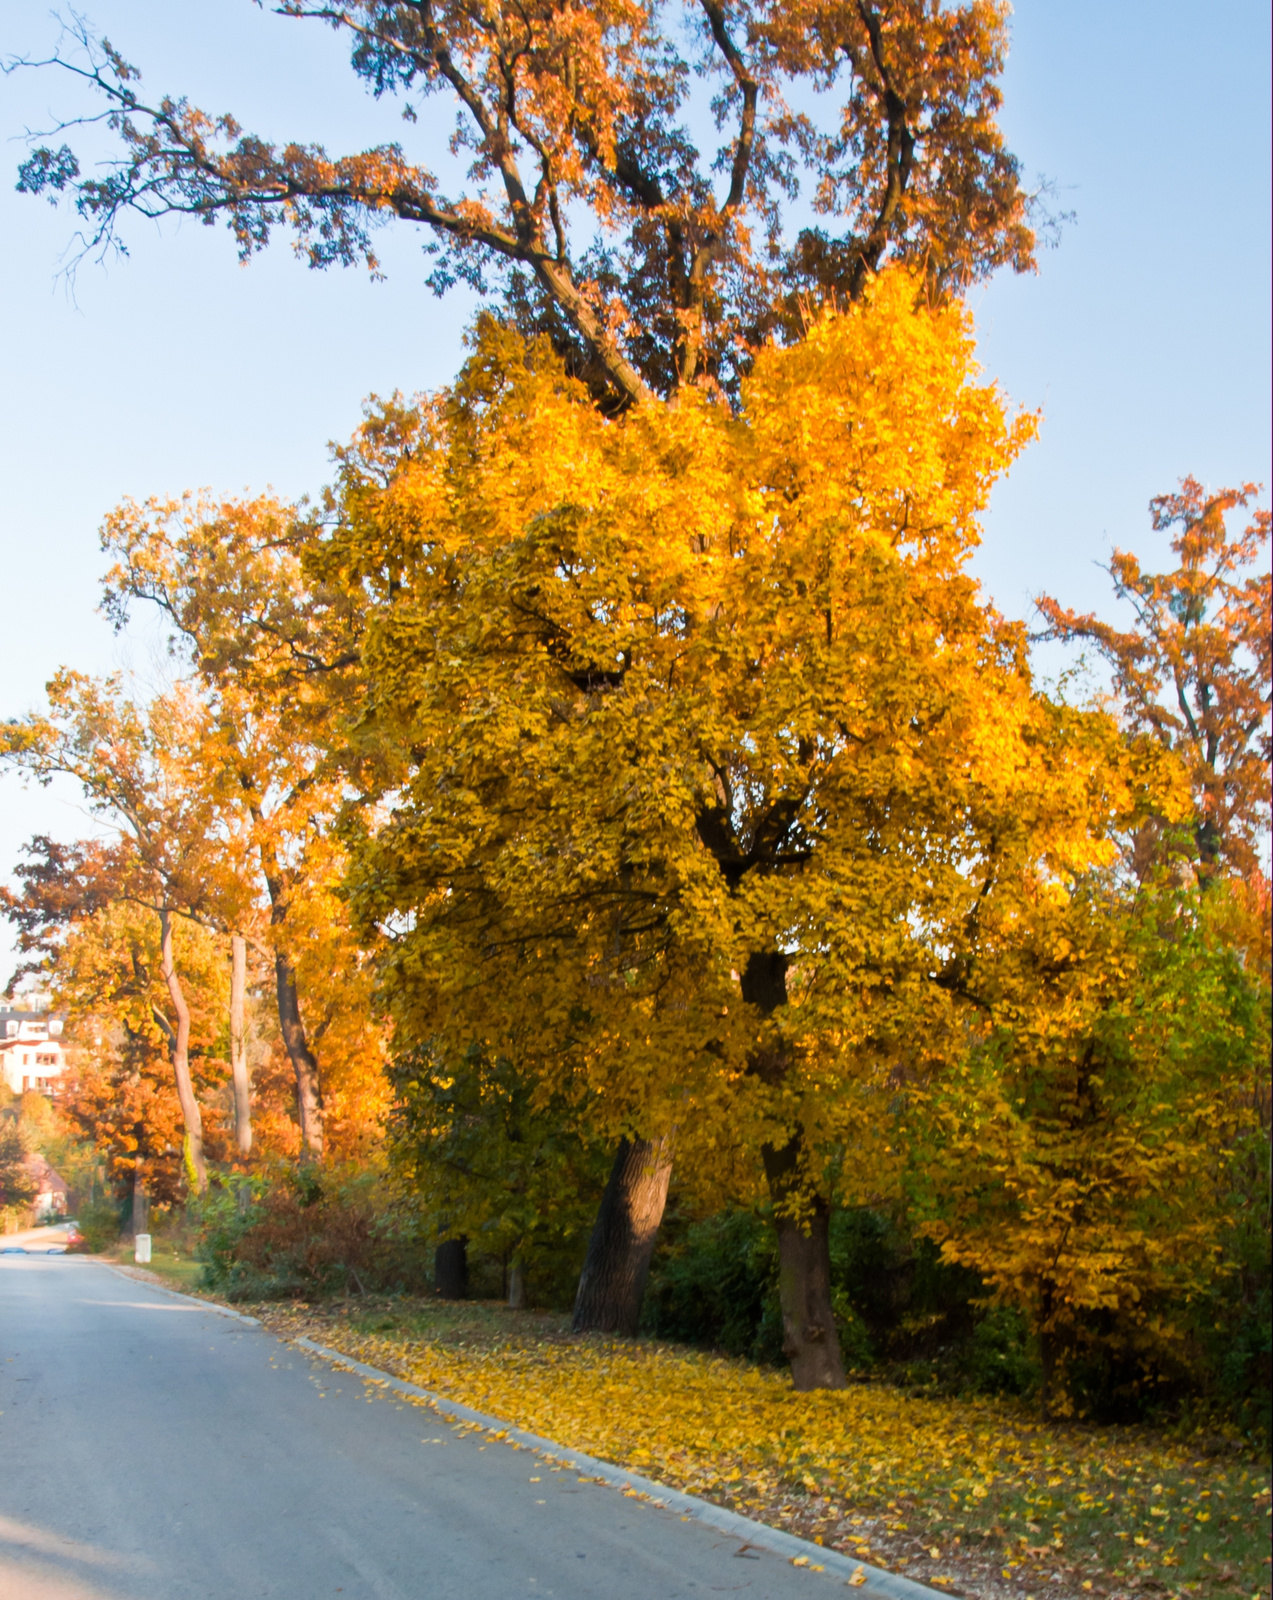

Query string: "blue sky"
[[1, 1, 1270, 973]]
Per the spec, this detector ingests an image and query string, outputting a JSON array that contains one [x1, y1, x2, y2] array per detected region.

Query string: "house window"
[[35, 1054, 56, 1066]]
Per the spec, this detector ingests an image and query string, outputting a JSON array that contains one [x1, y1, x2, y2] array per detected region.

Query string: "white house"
[[0, 1009, 67, 1096]]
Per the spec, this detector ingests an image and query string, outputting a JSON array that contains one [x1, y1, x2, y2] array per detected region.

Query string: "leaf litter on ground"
[[230, 1292, 1270, 1600]]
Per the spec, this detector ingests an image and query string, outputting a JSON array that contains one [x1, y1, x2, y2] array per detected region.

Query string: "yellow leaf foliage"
[[319, 268, 1171, 1204]]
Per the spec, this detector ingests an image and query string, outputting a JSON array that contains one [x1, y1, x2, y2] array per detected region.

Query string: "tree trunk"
[[507, 1255, 527, 1310], [158, 907, 207, 1192], [275, 948, 323, 1156], [742, 948, 846, 1391], [762, 1135, 847, 1391], [255, 828, 323, 1156], [229, 933, 252, 1158], [572, 1134, 674, 1335], [435, 1237, 468, 1299], [131, 1164, 150, 1238], [1037, 1286, 1066, 1418]]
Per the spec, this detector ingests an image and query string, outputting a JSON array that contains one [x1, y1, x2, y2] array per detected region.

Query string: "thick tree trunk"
[[275, 948, 323, 1156], [742, 949, 846, 1391], [435, 1237, 468, 1299], [762, 1136, 847, 1391], [158, 908, 207, 1192], [507, 1255, 527, 1310], [229, 933, 253, 1158], [572, 1133, 674, 1335]]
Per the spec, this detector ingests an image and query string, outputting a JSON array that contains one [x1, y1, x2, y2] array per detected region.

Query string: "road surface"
[[0, 1254, 837, 1599]]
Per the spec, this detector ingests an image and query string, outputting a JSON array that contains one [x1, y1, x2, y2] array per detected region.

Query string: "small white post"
[[134, 1232, 152, 1265]]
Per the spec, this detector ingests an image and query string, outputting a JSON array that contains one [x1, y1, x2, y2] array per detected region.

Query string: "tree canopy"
[[1039, 478, 1271, 878], [16, 1, 1044, 406], [303, 269, 1181, 1382]]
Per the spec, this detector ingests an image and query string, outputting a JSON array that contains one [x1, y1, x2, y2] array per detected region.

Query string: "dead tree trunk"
[[157, 907, 207, 1192], [275, 947, 323, 1156], [572, 1133, 675, 1335], [742, 949, 846, 1391], [229, 933, 252, 1158]]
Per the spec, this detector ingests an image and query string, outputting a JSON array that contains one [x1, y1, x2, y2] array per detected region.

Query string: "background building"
[[0, 1008, 67, 1096]]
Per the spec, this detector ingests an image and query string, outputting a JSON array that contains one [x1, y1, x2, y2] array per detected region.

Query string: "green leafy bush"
[[73, 1196, 128, 1253], [642, 1204, 1038, 1395], [641, 1209, 781, 1361]]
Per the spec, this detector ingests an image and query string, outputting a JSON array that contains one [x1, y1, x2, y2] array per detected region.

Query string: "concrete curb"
[[101, 1261, 262, 1326], [294, 1335, 942, 1600]]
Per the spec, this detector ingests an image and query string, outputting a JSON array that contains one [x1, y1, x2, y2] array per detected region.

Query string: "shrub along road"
[[0, 1254, 866, 1599]]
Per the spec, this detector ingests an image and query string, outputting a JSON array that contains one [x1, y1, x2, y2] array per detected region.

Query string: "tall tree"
[[1, 677, 228, 1189], [15, 1, 1042, 407], [1038, 478, 1271, 878], [318, 274, 1141, 1385], [13, 0, 1053, 1326], [6, 875, 230, 1220], [99, 497, 381, 1157], [229, 931, 252, 1158]]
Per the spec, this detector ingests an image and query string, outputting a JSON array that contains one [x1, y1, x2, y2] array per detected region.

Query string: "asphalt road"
[[0, 1255, 835, 1600]]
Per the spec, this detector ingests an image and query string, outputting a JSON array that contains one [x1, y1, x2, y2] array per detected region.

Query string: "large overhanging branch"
[[13, 22, 655, 405], [12, 3, 1041, 403]]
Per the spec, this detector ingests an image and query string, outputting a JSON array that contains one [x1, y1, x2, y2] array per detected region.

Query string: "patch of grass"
[[248, 1294, 1270, 1600], [112, 1242, 206, 1292], [341, 1296, 571, 1348], [144, 1246, 205, 1290]]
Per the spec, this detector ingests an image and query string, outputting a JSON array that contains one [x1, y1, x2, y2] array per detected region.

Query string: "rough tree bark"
[[157, 907, 208, 1192], [572, 1134, 675, 1335], [274, 947, 323, 1156], [742, 949, 846, 1391], [229, 932, 252, 1158]]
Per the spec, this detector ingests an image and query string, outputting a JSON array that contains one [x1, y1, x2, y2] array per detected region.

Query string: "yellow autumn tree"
[[318, 269, 1152, 1387], [912, 872, 1269, 1414], [51, 899, 232, 1222], [100, 497, 389, 1159]]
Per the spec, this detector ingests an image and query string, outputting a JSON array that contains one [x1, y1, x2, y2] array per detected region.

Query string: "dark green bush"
[[641, 1209, 781, 1361]]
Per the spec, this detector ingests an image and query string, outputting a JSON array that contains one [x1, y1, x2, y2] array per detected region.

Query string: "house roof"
[[22, 1152, 69, 1195]]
